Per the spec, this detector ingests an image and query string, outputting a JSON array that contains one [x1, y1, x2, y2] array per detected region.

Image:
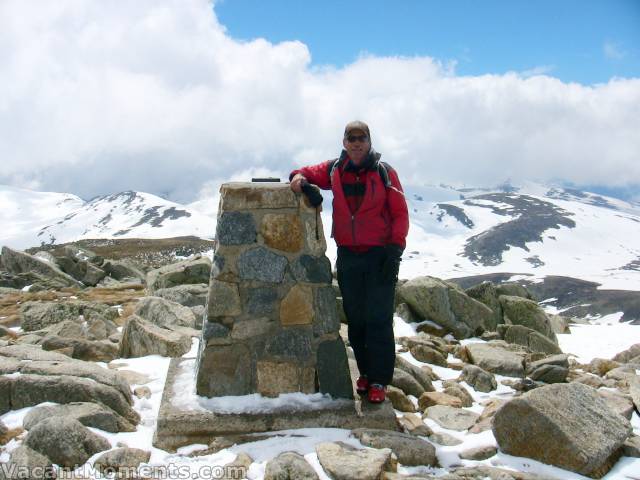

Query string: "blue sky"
[[216, 0, 640, 85]]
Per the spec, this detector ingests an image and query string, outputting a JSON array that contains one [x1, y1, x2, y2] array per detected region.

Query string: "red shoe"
[[368, 384, 386, 403], [356, 376, 369, 395]]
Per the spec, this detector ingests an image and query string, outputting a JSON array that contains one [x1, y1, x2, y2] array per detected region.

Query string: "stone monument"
[[153, 182, 398, 451], [195, 181, 353, 398]]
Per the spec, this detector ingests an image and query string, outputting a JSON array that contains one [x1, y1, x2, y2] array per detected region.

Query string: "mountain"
[[0, 186, 214, 249], [1, 181, 639, 291]]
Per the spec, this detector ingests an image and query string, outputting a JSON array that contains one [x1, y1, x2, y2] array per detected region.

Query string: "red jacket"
[[291, 150, 409, 249]]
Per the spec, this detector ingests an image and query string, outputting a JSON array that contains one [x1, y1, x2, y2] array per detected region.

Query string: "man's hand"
[[382, 244, 404, 283], [290, 174, 307, 193]]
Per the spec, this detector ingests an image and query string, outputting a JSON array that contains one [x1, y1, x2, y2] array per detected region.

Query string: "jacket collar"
[[339, 148, 382, 172]]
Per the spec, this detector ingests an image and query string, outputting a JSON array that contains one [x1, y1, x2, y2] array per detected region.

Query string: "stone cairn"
[[196, 182, 353, 399]]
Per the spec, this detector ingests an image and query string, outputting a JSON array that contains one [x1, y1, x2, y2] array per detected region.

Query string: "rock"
[[93, 448, 151, 475], [313, 286, 341, 336], [8, 373, 138, 424], [103, 259, 146, 282], [221, 452, 253, 479], [20, 300, 118, 332], [604, 366, 637, 384], [395, 302, 419, 324], [495, 282, 534, 300], [208, 280, 242, 318], [146, 256, 211, 293], [24, 417, 111, 468], [424, 405, 479, 431], [264, 451, 319, 480], [0, 343, 72, 362], [612, 343, 640, 363], [154, 284, 208, 307], [598, 389, 635, 420], [315, 442, 396, 480], [499, 295, 556, 342], [352, 428, 437, 467], [441, 380, 474, 407], [196, 343, 252, 396], [418, 392, 462, 410], [459, 445, 498, 461], [630, 376, 640, 414], [394, 356, 435, 392], [492, 383, 631, 478], [526, 353, 569, 372], [244, 286, 279, 317], [119, 315, 191, 358], [465, 342, 525, 377], [428, 431, 462, 446], [0, 246, 81, 288], [40, 335, 119, 362], [469, 399, 506, 434], [528, 365, 568, 383], [409, 345, 447, 367], [57, 252, 107, 286], [217, 211, 257, 246], [6, 445, 54, 479], [460, 364, 497, 392], [398, 413, 432, 436], [291, 255, 332, 283], [134, 296, 197, 329], [134, 386, 151, 399], [391, 368, 425, 398], [386, 386, 416, 412], [261, 213, 305, 253], [316, 338, 353, 399], [237, 247, 288, 283], [572, 373, 606, 389], [23, 401, 136, 432], [623, 436, 640, 457], [450, 465, 551, 480], [280, 285, 314, 326], [465, 281, 503, 331], [548, 314, 570, 334], [499, 324, 562, 355], [586, 358, 620, 376], [396, 276, 494, 338]]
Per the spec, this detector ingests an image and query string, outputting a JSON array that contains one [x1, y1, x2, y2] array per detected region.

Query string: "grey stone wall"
[[196, 182, 352, 399]]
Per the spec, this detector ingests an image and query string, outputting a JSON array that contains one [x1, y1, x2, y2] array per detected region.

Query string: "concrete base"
[[153, 357, 399, 452]]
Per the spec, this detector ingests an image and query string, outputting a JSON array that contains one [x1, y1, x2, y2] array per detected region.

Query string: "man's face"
[[343, 129, 370, 165]]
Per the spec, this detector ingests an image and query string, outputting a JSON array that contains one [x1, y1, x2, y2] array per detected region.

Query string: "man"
[[289, 120, 409, 403]]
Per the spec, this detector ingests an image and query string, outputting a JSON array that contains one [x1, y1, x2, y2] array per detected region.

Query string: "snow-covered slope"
[[1, 182, 639, 290], [0, 188, 214, 249]]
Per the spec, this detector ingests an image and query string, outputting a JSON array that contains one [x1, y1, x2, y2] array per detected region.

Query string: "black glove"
[[301, 180, 323, 207], [382, 243, 403, 283]]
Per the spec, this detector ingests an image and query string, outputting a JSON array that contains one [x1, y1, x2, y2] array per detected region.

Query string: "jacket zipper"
[[351, 174, 359, 243]]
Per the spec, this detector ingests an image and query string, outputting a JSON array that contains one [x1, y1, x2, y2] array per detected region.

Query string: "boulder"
[[23, 402, 136, 432], [528, 365, 568, 384], [154, 284, 208, 307], [465, 281, 503, 331], [459, 445, 498, 461], [102, 259, 146, 282], [465, 342, 525, 378], [20, 300, 118, 332], [264, 451, 319, 480], [598, 390, 635, 420], [397, 413, 432, 437], [0, 246, 81, 288], [394, 356, 435, 392], [495, 282, 534, 300], [428, 431, 462, 446], [133, 296, 197, 329], [492, 383, 631, 478], [424, 405, 479, 431], [418, 392, 462, 409], [315, 442, 395, 480], [24, 417, 111, 468], [612, 343, 640, 363], [396, 276, 494, 338], [630, 376, 640, 414], [6, 445, 54, 480], [351, 428, 437, 467], [460, 364, 497, 392], [499, 295, 556, 342], [119, 315, 191, 358], [548, 314, 570, 334], [442, 380, 474, 407], [623, 436, 640, 458], [0, 344, 73, 362], [499, 324, 562, 355], [40, 335, 119, 362], [56, 247, 107, 286], [469, 398, 506, 434], [146, 256, 211, 293], [409, 345, 447, 367], [93, 448, 151, 475], [386, 386, 416, 412], [390, 368, 425, 398]]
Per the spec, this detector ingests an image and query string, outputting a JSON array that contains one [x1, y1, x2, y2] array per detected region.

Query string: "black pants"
[[337, 247, 396, 386]]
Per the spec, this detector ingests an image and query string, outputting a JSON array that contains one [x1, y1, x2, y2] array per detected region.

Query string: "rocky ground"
[[1, 241, 640, 479]]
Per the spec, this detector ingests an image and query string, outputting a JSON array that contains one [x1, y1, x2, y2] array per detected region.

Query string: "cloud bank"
[[1, 0, 639, 202]]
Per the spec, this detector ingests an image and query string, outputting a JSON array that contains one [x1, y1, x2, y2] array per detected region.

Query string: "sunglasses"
[[347, 134, 369, 143]]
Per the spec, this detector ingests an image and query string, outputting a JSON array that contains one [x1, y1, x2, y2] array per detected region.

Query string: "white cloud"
[[0, 0, 639, 203], [603, 40, 625, 60]]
